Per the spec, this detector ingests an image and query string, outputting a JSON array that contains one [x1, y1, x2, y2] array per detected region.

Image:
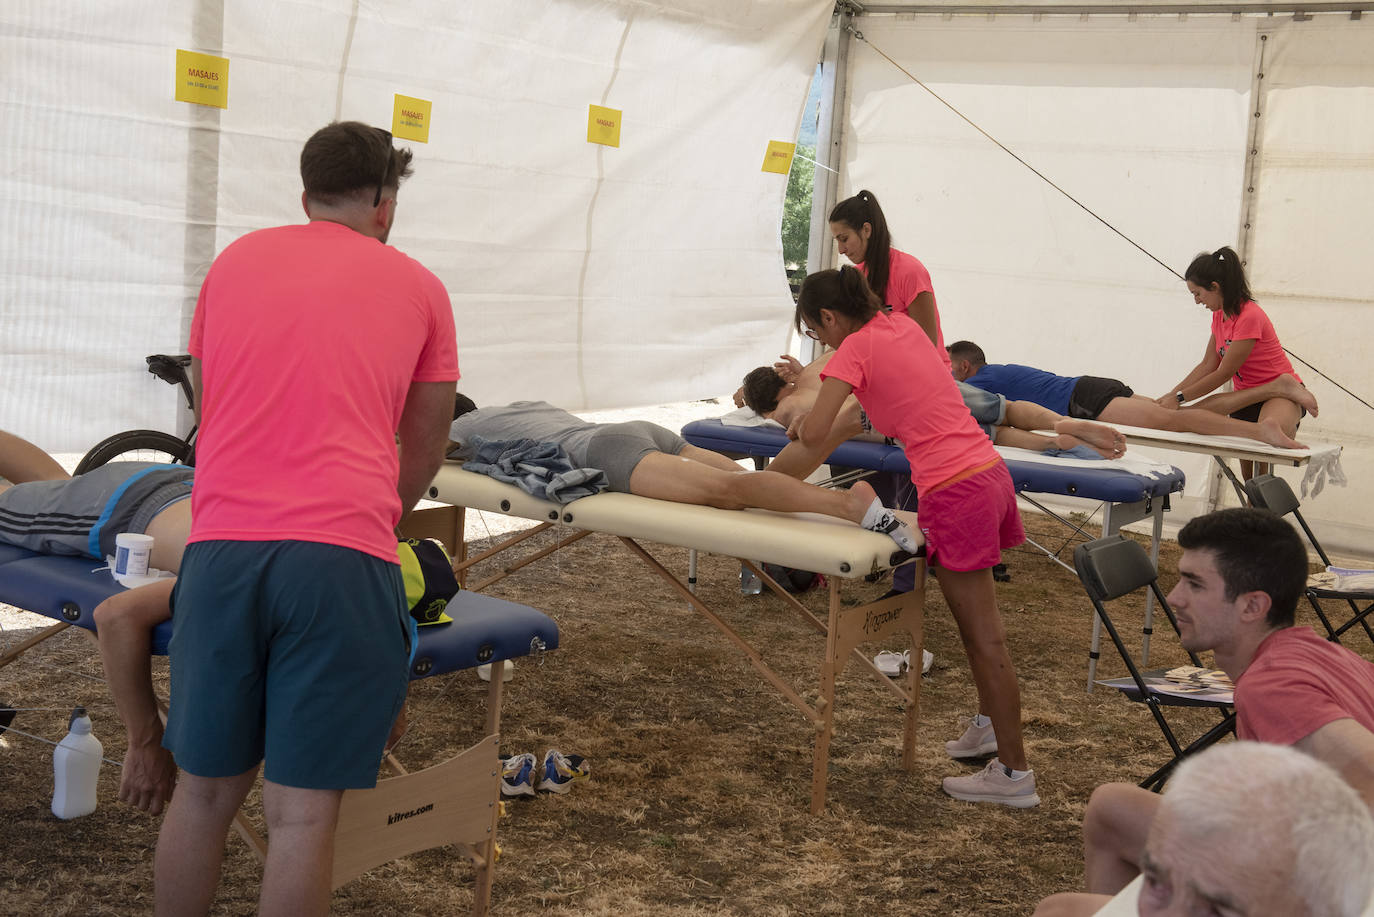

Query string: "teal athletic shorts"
[[163, 539, 410, 789]]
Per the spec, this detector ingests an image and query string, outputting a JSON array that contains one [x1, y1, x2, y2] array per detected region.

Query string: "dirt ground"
[[1, 508, 1364, 916]]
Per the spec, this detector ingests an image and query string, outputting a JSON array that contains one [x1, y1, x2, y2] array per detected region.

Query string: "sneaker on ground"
[[499, 752, 537, 797], [944, 716, 998, 759], [918, 649, 934, 675], [941, 758, 1040, 808], [538, 749, 591, 794], [860, 498, 920, 554]]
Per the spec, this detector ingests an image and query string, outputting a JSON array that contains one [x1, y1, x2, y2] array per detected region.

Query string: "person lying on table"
[[738, 351, 1128, 459], [446, 396, 920, 553], [947, 339, 1312, 449]]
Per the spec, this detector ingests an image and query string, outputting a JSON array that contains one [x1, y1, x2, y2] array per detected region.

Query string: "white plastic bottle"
[[52, 706, 102, 819]]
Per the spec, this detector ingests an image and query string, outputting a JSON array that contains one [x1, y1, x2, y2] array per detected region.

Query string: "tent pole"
[[180, 0, 225, 439], [803, 8, 853, 361]]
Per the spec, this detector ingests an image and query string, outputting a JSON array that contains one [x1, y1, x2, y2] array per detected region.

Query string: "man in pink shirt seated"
[[154, 121, 459, 915], [1034, 507, 1374, 917]]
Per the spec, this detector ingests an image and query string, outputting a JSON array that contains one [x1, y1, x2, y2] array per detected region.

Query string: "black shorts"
[[1067, 376, 1133, 420], [1230, 396, 1308, 424]]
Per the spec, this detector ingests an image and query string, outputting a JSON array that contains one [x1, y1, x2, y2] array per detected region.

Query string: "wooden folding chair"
[[1073, 535, 1235, 791], [1245, 474, 1374, 647]]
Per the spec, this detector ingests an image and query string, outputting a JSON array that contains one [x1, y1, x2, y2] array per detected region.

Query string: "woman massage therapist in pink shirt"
[[786, 265, 1040, 809]]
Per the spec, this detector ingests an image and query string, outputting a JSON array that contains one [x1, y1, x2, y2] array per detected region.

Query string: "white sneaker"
[[944, 716, 998, 759], [942, 758, 1040, 808]]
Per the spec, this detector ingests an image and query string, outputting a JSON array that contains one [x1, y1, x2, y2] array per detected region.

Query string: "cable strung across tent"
[[845, 22, 1374, 415]]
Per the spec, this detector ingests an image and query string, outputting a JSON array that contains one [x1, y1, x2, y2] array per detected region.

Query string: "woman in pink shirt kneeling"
[[1158, 247, 1316, 467], [792, 265, 1040, 809]]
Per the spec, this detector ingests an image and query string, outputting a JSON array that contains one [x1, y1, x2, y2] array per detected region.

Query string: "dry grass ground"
[[2, 509, 1366, 916]]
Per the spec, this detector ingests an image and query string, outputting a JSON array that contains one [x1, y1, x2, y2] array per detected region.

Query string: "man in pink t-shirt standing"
[[155, 121, 458, 915]]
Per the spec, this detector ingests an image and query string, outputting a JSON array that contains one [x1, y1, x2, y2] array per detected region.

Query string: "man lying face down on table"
[[446, 396, 920, 554]]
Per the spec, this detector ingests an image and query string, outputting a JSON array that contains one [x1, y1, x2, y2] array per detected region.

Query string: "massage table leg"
[[614, 539, 924, 813]]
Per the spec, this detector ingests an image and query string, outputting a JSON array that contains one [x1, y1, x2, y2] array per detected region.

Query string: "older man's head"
[[1139, 741, 1374, 917]]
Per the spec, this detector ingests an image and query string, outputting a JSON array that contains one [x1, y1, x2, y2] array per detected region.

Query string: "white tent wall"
[[1246, 19, 1374, 550], [840, 10, 1374, 554], [0, 0, 833, 453]]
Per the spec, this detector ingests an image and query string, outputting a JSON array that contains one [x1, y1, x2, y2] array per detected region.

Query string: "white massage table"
[[1113, 423, 1343, 502], [425, 464, 925, 814]]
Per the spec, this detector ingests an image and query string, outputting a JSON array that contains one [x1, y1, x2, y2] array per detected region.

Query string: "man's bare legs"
[[1082, 782, 1159, 893], [0, 429, 69, 486], [1002, 401, 1126, 458], [1189, 374, 1317, 419], [258, 782, 344, 917], [629, 449, 886, 531], [1097, 395, 1303, 449], [155, 767, 259, 915], [936, 567, 1027, 771]]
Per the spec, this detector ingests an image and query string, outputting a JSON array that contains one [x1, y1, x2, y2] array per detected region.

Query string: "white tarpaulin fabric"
[[0, 0, 832, 451], [841, 11, 1374, 553]]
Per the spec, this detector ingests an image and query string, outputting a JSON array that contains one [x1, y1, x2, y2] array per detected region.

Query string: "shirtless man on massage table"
[[446, 395, 920, 552], [736, 352, 1128, 466], [947, 340, 1313, 449]]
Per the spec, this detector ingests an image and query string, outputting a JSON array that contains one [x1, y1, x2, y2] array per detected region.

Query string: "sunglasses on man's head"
[[373, 128, 393, 208]]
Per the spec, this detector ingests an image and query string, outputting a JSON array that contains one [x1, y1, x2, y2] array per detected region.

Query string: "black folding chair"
[[1074, 535, 1236, 791], [1245, 474, 1374, 647]]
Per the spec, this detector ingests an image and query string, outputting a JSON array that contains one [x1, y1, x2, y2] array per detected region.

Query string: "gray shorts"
[[0, 462, 193, 559], [957, 381, 1009, 438], [584, 421, 688, 492]]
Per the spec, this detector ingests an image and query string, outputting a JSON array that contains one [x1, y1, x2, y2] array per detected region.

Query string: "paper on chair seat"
[[431, 464, 917, 578]]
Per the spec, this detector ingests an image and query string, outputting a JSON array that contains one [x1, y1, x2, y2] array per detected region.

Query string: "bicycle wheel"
[[74, 430, 194, 475]]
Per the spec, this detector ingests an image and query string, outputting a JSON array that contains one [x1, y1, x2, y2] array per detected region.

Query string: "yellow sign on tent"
[[761, 141, 796, 174], [392, 94, 432, 143], [587, 105, 621, 148], [174, 49, 228, 109]]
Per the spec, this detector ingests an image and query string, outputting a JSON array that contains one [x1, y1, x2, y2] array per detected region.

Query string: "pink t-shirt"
[[1235, 627, 1374, 744], [821, 310, 999, 492], [188, 220, 459, 562], [1210, 300, 1298, 391], [859, 248, 949, 370]]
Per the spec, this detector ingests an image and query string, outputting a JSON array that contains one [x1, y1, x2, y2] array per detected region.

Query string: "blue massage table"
[[0, 529, 558, 915], [681, 418, 1187, 689]]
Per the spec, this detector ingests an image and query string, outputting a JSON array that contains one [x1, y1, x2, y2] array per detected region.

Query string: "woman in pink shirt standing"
[[829, 189, 949, 368], [791, 265, 1039, 808], [1157, 247, 1316, 475]]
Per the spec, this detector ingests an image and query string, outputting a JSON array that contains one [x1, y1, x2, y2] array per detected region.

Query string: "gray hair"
[[1162, 742, 1374, 917]]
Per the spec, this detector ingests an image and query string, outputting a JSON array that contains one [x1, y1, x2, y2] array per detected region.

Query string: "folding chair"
[[1073, 535, 1236, 791], [1244, 474, 1374, 647]]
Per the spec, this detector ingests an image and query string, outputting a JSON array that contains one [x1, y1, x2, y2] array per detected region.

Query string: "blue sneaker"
[[537, 749, 591, 794], [500, 752, 536, 797]]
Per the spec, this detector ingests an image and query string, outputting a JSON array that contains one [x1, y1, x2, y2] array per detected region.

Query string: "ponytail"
[[829, 189, 894, 304], [1185, 246, 1253, 318], [795, 265, 883, 332]]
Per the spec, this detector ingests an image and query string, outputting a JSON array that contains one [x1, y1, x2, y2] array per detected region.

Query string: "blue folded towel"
[[462, 435, 608, 503]]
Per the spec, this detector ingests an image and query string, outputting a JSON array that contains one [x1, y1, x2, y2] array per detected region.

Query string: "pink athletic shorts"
[[917, 461, 1025, 572]]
